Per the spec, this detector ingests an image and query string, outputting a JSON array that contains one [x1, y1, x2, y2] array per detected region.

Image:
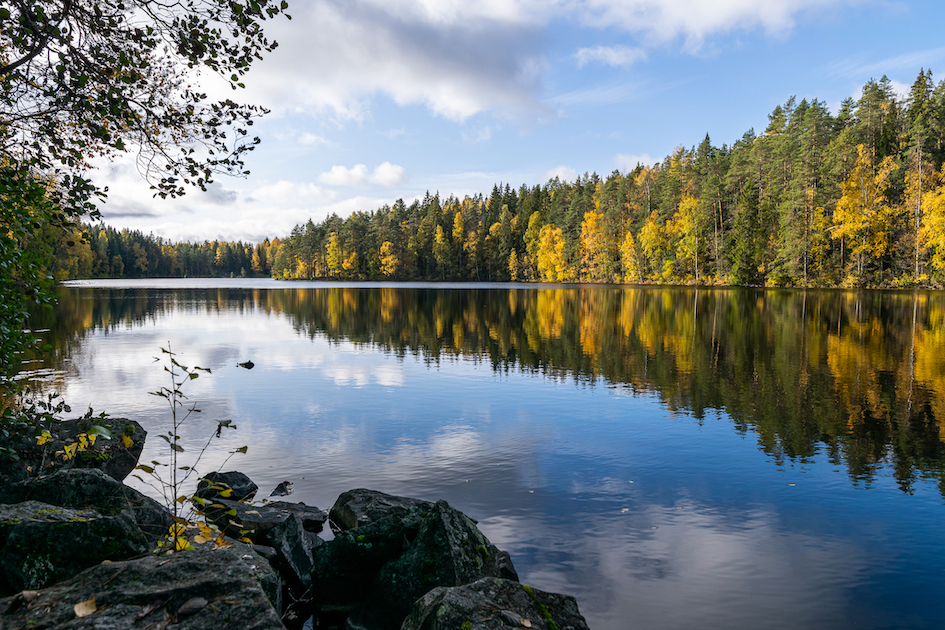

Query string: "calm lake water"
[[24, 279, 945, 630]]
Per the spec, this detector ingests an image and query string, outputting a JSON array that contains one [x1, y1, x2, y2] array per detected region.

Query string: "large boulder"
[[0, 468, 172, 544], [266, 512, 324, 591], [0, 417, 146, 484], [0, 545, 285, 629], [0, 500, 149, 593], [330, 488, 432, 531], [402, 577, 590, 630], [204, 499, 327, 541], [195, 470, 259, 502], [345, 500, 518, 630], [312, 502, 433, 617]]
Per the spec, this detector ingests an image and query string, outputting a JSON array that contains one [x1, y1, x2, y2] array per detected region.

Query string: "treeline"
[[272, 70, 945, 288], [37, 224, 280, 280], [40, 69, 945, 288]]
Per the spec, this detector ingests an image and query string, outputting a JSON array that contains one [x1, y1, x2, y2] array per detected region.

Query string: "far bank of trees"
[[37, 69, 945, 289]]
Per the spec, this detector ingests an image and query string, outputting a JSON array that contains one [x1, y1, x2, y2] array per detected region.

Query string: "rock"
[[0, 417, 146, 484], [204, 499, 328, 541], [195, 470, 259, 502], [329, 488, 433, 531], [267, 513, 324, 590], [0, 545, 285, 629], [311, 502, 433, 616], [401, 577, 590, 630], [0, 468, 172, 544], [0, 500, 149, 592], [270, 481, 293, 497], [346, 500, 518, 630]]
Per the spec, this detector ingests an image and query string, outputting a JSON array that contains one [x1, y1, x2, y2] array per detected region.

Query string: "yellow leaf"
[[87, 434, 97, 447], [121, 434, 133, 448], [197, 522, 214, 537], [74, 596, 96, 618], [193, 534, 208, 544], [36, 431, 51, 446], [218, 488, 233, 497], [239, 537, 253, 544], [175, 537, 193, 551]]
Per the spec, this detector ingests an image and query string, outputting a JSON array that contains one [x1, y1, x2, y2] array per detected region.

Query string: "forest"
[[40, 69, 945, 289]]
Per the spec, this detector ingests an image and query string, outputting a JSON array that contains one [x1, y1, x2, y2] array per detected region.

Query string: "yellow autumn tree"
[[921, 168, 945, 275], [536, 224, 570, 282], [638, 210, 667, 280], [379, 241, 398, 277], [508, 249, 520, 281], [579, 210, 614, 281], [620, 231, 641, 283], [832, 144, 898, 281], [326, 232, 343, 277], [667, 194, 700, 281]]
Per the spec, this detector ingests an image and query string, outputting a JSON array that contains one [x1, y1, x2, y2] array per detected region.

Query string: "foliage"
[[0, 1, 287, 426], [134, 344, 245, 551]]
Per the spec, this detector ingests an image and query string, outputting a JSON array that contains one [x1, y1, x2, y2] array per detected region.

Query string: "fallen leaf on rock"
[[193, 534, 209, 544], [135, 600, 168, 621], [74, 597, 96, 618], [177, 597, 208, 616]]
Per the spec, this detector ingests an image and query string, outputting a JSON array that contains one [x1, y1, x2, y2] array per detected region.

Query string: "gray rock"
[[401, 577, 590, 630], [329, 488, 433, 531], [270, 481, 293, 497], [195, 470, 259, 502], [312, 503, 433, 616], [0, 545, 285, 629], [204, 499, 328, 541], [267, 512, 324, 590], [0, 468, 172, 544], [0, 417, 146, 483], [346, 500, 519, 630], [0, 500, 149, 592]]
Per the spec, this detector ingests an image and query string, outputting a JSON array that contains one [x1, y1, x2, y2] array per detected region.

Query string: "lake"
[[23, 279, 945, 629]]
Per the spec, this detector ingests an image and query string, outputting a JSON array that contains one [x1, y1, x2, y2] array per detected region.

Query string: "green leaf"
[[87, 425, 112, 438], [170, 444, 185, 452], [136, 464, 155, 474]]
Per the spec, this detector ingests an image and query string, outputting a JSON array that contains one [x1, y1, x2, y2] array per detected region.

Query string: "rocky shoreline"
[[0, 418, 589, 629]]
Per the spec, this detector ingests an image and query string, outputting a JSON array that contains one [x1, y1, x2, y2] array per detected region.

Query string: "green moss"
[[356, 534, 367, 543], [475, 544, 490, 558], [124, 424, 136, 436], [461, 622, 472, 630], [521, 584, 559, 630], [36, 508, 64, 514], [76, 450, 111, 465]]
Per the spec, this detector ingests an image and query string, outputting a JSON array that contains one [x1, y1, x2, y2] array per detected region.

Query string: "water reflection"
[[32, 284, 945, 497], [21, 282, 945, 629]]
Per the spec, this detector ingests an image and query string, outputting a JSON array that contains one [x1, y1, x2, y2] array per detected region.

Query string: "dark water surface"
[[26, 279, 945, 630]]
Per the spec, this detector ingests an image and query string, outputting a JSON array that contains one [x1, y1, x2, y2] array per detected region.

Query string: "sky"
[[92, 0, 945, 244]]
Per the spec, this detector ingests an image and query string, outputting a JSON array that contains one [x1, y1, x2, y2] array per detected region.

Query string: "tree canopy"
[[0, 0, 288, 387]]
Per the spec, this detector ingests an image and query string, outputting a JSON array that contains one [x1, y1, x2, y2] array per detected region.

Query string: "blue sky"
[[93, 0, 945, 243]]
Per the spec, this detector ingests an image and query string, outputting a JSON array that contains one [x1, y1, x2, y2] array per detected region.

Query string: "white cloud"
[[319, 164, 371, 187], [371, 162, 407, 187], [544, 166, 578, 183], [575, 45, 647, 68], [318, 163, 406, 188], [462, 126, 492, 143], [298, 133, 332, 146], [615, 153, 658, 171], [220, 0, 851, 123]]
